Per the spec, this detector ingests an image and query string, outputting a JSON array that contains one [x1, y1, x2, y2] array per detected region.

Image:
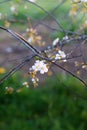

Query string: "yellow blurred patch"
[[5, 20, 10, 28], [47, 70, 53, 76], [0, 68, 6, 74]]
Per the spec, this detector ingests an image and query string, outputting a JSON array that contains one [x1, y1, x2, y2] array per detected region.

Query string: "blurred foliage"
[[0, 0, 87, 36], [0, 74, 87, 130]]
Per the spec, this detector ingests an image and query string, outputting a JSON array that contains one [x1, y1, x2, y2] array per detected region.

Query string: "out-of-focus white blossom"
[[0, 13, 2, 19], [58, 50, 66, 58], [40, 64, 48, 74], [28, 0, 36, 2], [82, 64, 87, 69], [26, 28, 30, 32], [22, 82, 29, 88], [52, 38, 59, 46], [55, 50, 66, 62], [27, 37, 33, 43], [81, 0, 87, 2], [30, 60, 48, 74], [85, 20, 87, 24], [63, 35, 68, 40], [32, 78, 39, 82], [10, 6, 16, 12], [24, 5, 28, 9]]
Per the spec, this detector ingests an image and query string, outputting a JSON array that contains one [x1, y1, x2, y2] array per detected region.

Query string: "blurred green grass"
[[0, 1, 72, 30], [0, 0, 85, 33], [0, 73, 87, 130], [0, 0, 85, 38]]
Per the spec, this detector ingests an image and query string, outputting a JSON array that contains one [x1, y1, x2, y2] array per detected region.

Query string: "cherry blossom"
[[30, 60, 48, 74], [55, 50, 66, 62], [52, 38, 59, 46]]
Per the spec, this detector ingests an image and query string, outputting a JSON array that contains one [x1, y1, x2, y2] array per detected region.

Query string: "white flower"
[[82, 65, 87, 69], [63, 35, 68, 40], [31, 60, 48, 74], [22, 82, 28, 86], [32, 78, 39, 82], [85, 20, 87, 24], [26, 28, 30, 32], [27, 37, 33, 43], [22, 82, 29, 88], [58, 50, 66, 58], [32, 60, 43, 71], [82, 65, 85, 68], [55, 50, 66, 62], [55, 54, 61, 60], [52, 38, 59, 46], [10, 6, 16, 12], [40, 64, 48, 74]]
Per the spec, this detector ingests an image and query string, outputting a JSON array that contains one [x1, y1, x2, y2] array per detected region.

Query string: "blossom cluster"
[[55, 50, 66, 62], [29, 60, 49, 87], [30, 60, 48, 74], [52, 37, 67, 62], [75, 61, 87, 69], [22, 82, 29, 88], [24, 27, 45, 46], [52, 35, 68, 47]]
